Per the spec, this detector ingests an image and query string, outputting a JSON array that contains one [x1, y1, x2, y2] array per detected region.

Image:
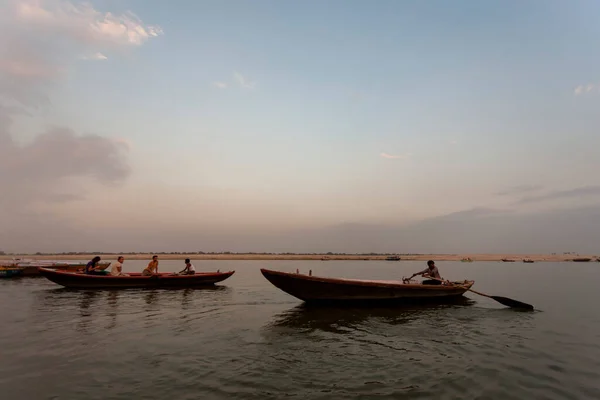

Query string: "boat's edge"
[[260, 268, 474, 290]]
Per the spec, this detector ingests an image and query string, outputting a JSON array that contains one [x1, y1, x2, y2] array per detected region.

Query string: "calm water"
[[1, 260, 599, 400]]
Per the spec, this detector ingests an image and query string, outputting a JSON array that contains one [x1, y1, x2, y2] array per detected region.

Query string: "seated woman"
[[85, 256, 108, 275], [177, 258, 196, 275]]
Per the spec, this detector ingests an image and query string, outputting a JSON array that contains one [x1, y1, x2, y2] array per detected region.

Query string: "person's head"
[[117, 256, 124, 263], [92, 256, 101, 263], [427, 260, 435, 269], [152, 255, 158, 261], [185, 258, 190, 264]]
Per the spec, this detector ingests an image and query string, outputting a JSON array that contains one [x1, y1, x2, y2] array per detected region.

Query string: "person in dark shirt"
[[85, 256, 107, 275]]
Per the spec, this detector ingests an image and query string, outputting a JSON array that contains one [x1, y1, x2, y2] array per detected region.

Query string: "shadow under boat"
[[266, 298, 475, 333]]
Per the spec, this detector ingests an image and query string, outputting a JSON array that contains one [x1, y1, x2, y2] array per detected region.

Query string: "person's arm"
[[409, 268, 428, 279]]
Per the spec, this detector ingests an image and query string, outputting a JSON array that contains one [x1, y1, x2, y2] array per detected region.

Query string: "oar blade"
[[490, 296, 534, 310]]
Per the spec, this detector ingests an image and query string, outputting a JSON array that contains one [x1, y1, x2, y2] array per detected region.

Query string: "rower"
[[407, 260, 443, 285]]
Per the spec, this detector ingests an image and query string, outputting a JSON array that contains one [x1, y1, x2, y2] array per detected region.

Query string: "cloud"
[[0, 0, 162, 106], [81, 52, 108, 61], [495, 185, 543, 196], [0, 1, 157, 246], [574, 83, 597, 95], [380, 152, 411, 159], [212, 81, 228, 89], [233, 71, 256, 89], [516, 185, 600, 205], [14, 0, 163, 47], [0, 106, 131, 210]]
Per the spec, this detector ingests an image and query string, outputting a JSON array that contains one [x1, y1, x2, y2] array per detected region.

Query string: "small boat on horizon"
[[17, 262, 111, 277], [260, 268, 474, 305], [523, 259, 534, 263], [501, 259, 516, 262], [38, 268, 235, 289], [0, 267, 23, 278], [572, 258, 592, 262], [385, 255, 401, 261]]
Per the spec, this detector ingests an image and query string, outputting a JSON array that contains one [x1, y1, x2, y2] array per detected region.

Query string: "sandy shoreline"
[[1, 253, 597, 262]]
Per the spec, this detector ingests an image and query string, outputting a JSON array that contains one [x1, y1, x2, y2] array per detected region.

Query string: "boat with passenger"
[[260, 268, 474, 304], [38, 268, 235, 289]]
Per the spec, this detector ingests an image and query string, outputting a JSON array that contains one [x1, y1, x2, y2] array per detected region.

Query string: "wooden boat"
[[572, 258, 591, 262], [38, 268, 235, 289], [523, 259, 534, 263], [16, 262, 111, 276], [0, 267, 23, 278], [260, 268, 474, 304], [501, 258, 515, 262]]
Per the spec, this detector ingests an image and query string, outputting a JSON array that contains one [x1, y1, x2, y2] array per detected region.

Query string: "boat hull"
[[38, 268, 235, 289], [260, 269, 473, 304]]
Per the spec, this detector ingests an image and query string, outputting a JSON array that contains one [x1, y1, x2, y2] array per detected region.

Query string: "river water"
[[0, 260, 599, 399]]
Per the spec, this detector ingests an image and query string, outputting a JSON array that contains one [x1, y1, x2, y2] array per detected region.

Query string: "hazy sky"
[[1, 0, 600, 253]]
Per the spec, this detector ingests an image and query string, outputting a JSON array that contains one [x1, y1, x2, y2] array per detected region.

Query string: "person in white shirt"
[[110, 256, 129, 276], [178, 258, 196, 275]]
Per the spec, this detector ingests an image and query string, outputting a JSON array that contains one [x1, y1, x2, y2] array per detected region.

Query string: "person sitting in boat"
[[85, 256, 107, 275], [407, 260, 443, 285], [142, 255, 159, 276], [177, 258, 196, 275], [110, 256, 129, 276]]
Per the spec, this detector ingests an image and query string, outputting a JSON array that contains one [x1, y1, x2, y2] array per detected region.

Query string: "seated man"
[[110, 256, 129, 276], [407, 260, 443, 285], [142, 255, 159, 276], [177, 258, 196, 275]]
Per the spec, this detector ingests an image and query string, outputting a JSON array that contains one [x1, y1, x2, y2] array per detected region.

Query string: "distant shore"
[[0, 253, 597, 262]]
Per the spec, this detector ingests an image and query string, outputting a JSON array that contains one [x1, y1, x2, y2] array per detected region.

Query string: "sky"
[[1, 0, 600, 254]]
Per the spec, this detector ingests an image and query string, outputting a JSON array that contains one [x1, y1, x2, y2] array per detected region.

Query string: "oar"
[[426, 277, 534, 310]]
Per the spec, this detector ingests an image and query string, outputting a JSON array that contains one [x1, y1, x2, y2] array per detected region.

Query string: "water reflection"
[[76, 291, 101, 332], [106, 291, 119, 330], [266, 298, 475, 334], [144, 290, 159, 305]]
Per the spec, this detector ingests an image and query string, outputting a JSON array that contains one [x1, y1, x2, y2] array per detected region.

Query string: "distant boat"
[[523, 259, 534, 263], [15, 261, 111, 276], [572, 258, 591, 262], [0, 267, 23, 278], [385, 256, 401, 261], [501, 259, 516, 262], [461, 258, 473, 262], [260, 268, 474, 304]]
